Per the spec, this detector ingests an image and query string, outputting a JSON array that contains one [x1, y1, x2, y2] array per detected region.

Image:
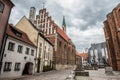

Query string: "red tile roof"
[[53, 23, 70, 42], [79, 53, 88, 60], [6, 24, 36, 47]]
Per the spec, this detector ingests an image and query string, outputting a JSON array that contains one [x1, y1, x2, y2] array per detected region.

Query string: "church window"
[[41, 14, 43, 18], [64, 45, 67, 64], [59, 41, 62, 63], [119, 10, 120, 18], [49, 28, 51, 34], [0, 1, 4, 13]]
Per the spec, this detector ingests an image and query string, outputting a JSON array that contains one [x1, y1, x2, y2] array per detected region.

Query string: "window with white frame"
[[25, 47, 29, 55], [14, 63, 20, 71], [4, 62, 12, 72], [17, 45, 23, 53], [31, 49, 34, 56], [8, 42, 15, 51]]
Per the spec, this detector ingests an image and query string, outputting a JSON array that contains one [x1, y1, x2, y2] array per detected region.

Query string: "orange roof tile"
[[6, 24, 36, 47], [55, 24, 70, 42], [50, 20, 73, 43], [79, 53, 88, 60]]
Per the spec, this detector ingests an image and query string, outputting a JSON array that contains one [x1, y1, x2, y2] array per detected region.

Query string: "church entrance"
[[22, 62, 33, 75]]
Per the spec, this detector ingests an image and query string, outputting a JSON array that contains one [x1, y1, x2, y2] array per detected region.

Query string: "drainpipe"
[[0, 34, 8, 74], [34, 32, 39, 73]]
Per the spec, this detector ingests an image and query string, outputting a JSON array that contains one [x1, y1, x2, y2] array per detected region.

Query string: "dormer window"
[[0, 2, 4, 13], [16, 32, 22, 37]]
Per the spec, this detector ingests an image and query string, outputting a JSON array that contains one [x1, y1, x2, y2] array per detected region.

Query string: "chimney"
[[29, 7, 36, 23]]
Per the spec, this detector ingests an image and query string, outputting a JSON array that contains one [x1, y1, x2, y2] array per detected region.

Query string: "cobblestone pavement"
[[1, 69, 120, 80], [15, 69, 72, 80], [76, 69, 120, 80]]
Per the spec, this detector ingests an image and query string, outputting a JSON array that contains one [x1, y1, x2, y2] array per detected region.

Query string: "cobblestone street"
[[1, 69, 120, 80], [15, 69, 72, 80]]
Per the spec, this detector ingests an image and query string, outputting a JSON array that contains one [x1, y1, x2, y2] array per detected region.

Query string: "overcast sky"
[[10, 0, 120, 52]]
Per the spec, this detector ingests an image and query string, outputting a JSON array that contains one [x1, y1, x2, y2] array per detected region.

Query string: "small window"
[[8, 42, 15, 51], [39, 48, 41, 56], [49, 28, 51, 34], [4, 62, 12, 72], [16, 33, 22, 37], [25, 47, 29, 55], [0, 2, 4, 13], [31, 49, 34, 56], [14, 63, 20, 71], [40, 43, 42, 47], [41, 14, 43, 18], [17, 45, 23, 53]]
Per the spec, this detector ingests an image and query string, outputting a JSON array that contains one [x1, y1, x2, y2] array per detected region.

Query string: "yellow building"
[[16, 16, 54, 73]]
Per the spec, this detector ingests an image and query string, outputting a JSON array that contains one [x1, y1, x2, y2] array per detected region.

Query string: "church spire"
[[62, 16, 66, 32]]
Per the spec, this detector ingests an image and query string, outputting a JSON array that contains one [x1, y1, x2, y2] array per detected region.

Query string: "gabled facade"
[[103, 3, 120, 70], [0, 24, 36, 78], [15, 16, 54, 73], [30, 7, 76, 70]]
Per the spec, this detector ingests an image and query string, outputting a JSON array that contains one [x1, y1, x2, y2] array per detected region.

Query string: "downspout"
[[35, 32, 39, 73], [0, 34, 8, 74]]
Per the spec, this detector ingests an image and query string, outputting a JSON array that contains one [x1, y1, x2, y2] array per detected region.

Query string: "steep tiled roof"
[[6, 24, 36, 47], [51, 21, 70, 42], [55, 24, 70, 42], [57, 27, 70, 41]]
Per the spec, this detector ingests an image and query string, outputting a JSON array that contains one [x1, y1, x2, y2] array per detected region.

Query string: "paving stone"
[[1, 69, 120, 80]]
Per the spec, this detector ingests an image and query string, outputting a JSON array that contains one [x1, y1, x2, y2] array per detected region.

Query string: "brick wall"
[[103, 4, 120, 70]]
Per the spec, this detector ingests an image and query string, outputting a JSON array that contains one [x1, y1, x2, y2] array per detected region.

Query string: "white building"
[[43, 40, 53, 67], [0, 24, 36, 78], [37, 33, 54, 72], [15, 16, 54, 73]]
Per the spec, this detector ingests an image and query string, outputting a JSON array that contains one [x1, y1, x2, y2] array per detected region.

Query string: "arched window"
[[118, 10, 120, 18], [0, 2, 4, 13]]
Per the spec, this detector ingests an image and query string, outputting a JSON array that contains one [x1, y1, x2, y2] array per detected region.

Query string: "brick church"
[[103, 3, 120, 70], [29, 7, 76, 69]]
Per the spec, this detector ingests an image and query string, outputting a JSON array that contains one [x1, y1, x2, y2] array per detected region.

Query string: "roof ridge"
[[7, 24, 36, 47]]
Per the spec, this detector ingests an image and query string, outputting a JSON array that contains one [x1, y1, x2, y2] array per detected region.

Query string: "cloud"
[[67, 21, 105, 51], [10, 0, 120, 52]]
